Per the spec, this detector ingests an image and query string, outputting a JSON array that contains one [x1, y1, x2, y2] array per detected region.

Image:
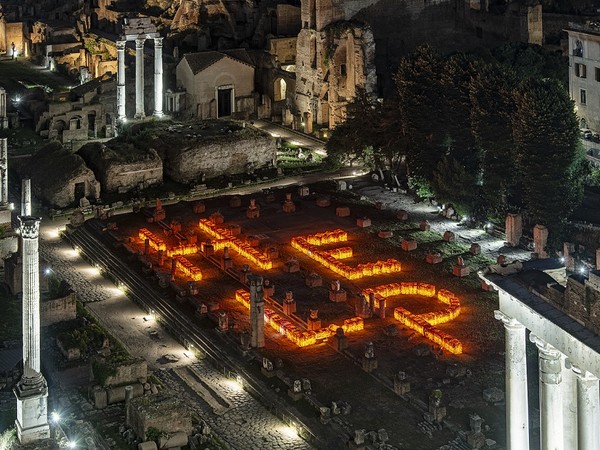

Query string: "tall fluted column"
[[21, 217, 42, 378], [531, 334, 564, 450], [21, 179, 31, 216], [134, 38, 145, 119], [116, 40, 126, 121], [495, 311, 530, 450], [561, 355, 578, 450], [572, 365, 600, 450], [153, 37, 163, 117], [14, 216, 49, 444], [0, 137, 7, 205]]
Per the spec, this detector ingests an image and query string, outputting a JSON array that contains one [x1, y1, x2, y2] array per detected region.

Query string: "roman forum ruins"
[[117, 17, 163, 121]]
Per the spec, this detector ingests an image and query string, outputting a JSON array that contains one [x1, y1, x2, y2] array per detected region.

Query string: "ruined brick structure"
[[294, 0, 543, 129]]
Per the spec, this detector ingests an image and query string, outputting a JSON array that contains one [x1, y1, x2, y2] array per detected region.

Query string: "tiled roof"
[[182, 49, 254, 74]]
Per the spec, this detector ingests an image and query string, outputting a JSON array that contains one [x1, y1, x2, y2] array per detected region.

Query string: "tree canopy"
[[326, 43, 584, 233]]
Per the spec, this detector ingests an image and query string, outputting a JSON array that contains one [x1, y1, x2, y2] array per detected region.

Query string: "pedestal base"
[[452, 264, 470, 277], [287, 389, 303, 401], [402, 239, 417, 252], [15, 380, 50, 444], [362, 357, 378, 373], [261, 367, 277, 378], [0, 207, 11, 226], [329, 289, 347, 302], [307, 318, 321, 331]]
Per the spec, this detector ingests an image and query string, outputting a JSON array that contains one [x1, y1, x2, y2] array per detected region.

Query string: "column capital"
[[531, 334, 562, 385], [568, 361, 599, 382], [116, 40, 126, 50], [494, 310, 524, 330], [18, 216, 41, 239], [154, 36, 163, 47], [135, 38, 146, 48]]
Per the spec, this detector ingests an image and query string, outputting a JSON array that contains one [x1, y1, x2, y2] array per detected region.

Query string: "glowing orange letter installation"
[[361, 283, 463, 354], [291, 229, 401, 279], [235, 289, 363, 347], [198, 219, 273, 270]]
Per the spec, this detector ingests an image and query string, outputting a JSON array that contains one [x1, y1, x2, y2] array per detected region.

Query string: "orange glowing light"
[[198, 219, 273, 270], [139, 228, 166, 251], [166, 244, 198, 257], [173, 255, 203, 281], [291, 231, 401, 280], [234, 289, 363, 347], [361, 283, 463, 354]]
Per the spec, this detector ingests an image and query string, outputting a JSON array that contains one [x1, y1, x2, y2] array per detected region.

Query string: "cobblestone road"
[[156, 363, 313, 450]]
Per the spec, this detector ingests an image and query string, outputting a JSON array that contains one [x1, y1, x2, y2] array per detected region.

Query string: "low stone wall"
[[78, 143, 163, 193], [41, 291, 77, 327], [127, 394, 192, 440], [91, 359, 147, 387]]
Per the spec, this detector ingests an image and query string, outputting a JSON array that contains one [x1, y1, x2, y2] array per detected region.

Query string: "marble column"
[[14, 217, 50, 444], [134, 38, 146, 119], [495, 311, 529, 450], [0, 87, 8, 128], [561, 355, 578, 450], [572, 365, 600, 450], [0, 137, 8, 205], [153, 37, 163, 117], [116, 40, 126, 121], [21, 179, 31, 216], [531, 334, 564, 450]]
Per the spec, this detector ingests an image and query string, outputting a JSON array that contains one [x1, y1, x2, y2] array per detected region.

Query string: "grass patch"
[[0, 59, 71, 93]]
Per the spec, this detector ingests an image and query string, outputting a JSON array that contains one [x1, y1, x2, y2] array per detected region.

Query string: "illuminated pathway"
[[38, 224, 314, 450]]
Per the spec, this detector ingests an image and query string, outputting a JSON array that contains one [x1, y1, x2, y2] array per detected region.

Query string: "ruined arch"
[[274, 78, 287, 102]]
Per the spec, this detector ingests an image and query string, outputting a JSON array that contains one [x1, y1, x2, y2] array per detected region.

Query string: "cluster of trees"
[[326, 44, 585, 235]]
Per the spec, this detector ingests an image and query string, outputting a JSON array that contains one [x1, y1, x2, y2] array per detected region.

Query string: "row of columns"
[[116, 37, 163, 122], [495, 310, 600, 450]]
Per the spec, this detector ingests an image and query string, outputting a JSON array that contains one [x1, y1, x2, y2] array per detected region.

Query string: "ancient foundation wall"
[[41, 292, 77, 327], [166, 133, 276, 182]]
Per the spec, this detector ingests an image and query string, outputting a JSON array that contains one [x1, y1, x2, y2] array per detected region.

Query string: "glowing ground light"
[[138, 228, 166, 251], [198, 219, 273, 270], [361, 282, 463, 354], [291, 229, 401, 280], [235, 290, 363, 347], [173, 255, 203, 281]]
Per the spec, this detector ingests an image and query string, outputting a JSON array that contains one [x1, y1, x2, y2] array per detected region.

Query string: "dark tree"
[[512, 78, 585, 232]]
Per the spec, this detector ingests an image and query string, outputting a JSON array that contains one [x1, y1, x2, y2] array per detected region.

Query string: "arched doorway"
[[274, 78, 286, 102]]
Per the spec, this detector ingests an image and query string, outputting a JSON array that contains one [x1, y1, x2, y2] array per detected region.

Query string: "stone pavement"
[[156, 362, 313, 450]]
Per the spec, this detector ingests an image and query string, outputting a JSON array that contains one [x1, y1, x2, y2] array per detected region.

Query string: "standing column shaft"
[[21, 217, 42, 378], [134, 38, 145, 119], [0, 137, 7, 204], [561, 355, 578, 450], [153, 37, 163, 117], [116, 40, 126, 121], [495, 311, 529, 450], [574, 367, 600, 450], [531, 335, 564, 450], [21, 179, 31, 216]]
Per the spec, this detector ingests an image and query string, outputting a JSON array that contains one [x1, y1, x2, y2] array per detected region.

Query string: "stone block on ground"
[[298, 186, 309, 197], [443, 231, 455, 242], [229, 196, 242, 207], [426, 252, 442, 264], [283, 259, 300, 273], [470, 243, 481, 255], [357, 217, 371, 228], [452, 264, 470, 277], [335, 206, 350, 217], [397, 210, 409, 221], [316, 197, 331, 207], [378, 230, 393, 239], [402, 239, 417, 252], [192, 202, 206, 214], [419, 220, 430, 231]]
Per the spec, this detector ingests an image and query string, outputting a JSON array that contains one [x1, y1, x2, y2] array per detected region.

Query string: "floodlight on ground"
[[45, 268, 52, 275], [560, 257, 565, 263], [67, 441, 76, 449], [579, 267, 587, 274], [279, 425, 299, 439], [51, 411, 60, 423]]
